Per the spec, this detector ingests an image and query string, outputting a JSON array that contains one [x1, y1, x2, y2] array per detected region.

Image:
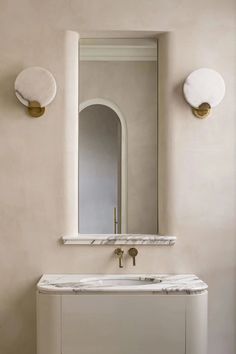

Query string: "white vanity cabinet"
[[37, 274, 208, 354], [62, 295, 186, 354]]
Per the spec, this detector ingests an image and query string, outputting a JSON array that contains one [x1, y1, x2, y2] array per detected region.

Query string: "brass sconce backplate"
[[28, 101, 45, 118], [192, 102, 211, 119]]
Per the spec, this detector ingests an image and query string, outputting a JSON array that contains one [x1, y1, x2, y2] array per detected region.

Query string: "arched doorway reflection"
[[79, 102, 126, 234]]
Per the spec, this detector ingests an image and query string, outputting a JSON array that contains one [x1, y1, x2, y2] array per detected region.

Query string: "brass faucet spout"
[[114, 248, 124, 268]]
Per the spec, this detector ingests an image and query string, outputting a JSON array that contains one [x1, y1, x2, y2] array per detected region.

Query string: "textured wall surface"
[[0, 1, 235, 354]]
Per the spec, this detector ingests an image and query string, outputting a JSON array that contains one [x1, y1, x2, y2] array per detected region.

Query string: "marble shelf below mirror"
[[62, 234, 176, 245]]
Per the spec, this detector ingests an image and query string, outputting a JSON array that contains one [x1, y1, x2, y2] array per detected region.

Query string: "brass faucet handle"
[[114, 248, 124, 256], [128, 247, 138, 266], [114, 248, 124, 268]]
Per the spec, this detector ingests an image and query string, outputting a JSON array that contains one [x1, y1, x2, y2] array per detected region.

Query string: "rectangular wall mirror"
[[79, 38, 158, 235]]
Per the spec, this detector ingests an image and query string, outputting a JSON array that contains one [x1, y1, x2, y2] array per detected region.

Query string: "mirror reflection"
[[79, 104, 121, 234], [79, 38, 157, 234]]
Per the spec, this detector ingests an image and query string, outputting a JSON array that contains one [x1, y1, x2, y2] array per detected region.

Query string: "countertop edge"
[[37, 273, 208, 295]]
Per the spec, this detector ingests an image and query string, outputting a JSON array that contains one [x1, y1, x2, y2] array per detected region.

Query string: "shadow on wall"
[[0, 67, 26, 119], [173, 81, 188, 112]]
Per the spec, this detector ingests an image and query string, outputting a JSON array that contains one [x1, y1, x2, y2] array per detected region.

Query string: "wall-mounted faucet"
[[114, 247, 138, 268], [128, 248, 138, 266], [114, 248, 124, 268]]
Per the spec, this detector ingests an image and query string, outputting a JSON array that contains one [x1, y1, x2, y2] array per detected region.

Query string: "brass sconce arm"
[[192, 102, 211, 119]]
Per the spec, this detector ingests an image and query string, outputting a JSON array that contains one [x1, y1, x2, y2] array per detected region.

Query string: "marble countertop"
[[37, 274, 208, 295]]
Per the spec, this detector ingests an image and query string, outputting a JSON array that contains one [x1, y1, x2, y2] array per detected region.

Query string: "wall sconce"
[[183, 68, 225, 119], [15, 66, 57, 118]]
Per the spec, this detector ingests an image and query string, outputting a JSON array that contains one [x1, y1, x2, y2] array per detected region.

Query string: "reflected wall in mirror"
[[79, 104, 121, 234], [79, 38, 157, 234]]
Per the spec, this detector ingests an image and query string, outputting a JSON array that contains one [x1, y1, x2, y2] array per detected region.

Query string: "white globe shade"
[[15, 66, 57, 107], [183, 68, 225, 109]]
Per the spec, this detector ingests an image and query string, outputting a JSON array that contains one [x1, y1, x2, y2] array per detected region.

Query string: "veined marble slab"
[[62, 234, 176, 245], [37, 274, 208, 295]]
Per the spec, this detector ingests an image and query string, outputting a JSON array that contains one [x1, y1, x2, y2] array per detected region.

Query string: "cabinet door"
[[62, 294, 185, 354]]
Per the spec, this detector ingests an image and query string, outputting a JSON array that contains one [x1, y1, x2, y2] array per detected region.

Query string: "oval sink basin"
[[80, 277, 159, 287], [50, 276, 160, 289]]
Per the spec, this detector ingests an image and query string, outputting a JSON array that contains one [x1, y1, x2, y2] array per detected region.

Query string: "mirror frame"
[[61, 30, 176, 246]]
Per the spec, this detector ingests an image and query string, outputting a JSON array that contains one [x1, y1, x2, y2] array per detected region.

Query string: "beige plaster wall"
[[80, 60, 157, 234], [0, 1, 235, 354]]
